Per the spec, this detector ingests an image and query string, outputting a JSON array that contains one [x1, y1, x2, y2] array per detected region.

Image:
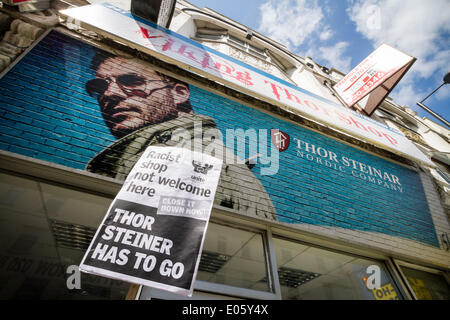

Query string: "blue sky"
[[188, 0, 450, 127]]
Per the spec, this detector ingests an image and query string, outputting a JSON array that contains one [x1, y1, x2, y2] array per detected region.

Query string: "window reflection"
[[273, 237, 401, 300], [0, 172, 129, 299], [197, 223, 270, 292], [401, 266, 450, 300]]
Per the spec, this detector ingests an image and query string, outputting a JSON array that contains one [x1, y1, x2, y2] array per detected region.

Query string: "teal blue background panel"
[[0, 31, 438, 247]]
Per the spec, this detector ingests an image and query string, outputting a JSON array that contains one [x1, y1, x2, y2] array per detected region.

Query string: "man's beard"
[[119, 107, 179, 136], [104, 94, 179, 139]]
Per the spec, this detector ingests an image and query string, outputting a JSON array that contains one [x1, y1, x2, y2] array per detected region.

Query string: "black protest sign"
[[80, 146, 222, 296]]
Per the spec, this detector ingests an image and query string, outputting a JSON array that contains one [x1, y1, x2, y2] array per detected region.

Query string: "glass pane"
[[0, 172, 130, 299], [197, 223, 270, 292], [273, 237, 402, 300], [401, 266, 450, 300]]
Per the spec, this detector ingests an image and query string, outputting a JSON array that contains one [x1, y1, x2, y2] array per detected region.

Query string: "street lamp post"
[[416, 72, 450, 128]]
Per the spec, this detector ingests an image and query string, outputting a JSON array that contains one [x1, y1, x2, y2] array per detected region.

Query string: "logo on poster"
[[271, 129, 290, 152], [192, 161, 214, 175]]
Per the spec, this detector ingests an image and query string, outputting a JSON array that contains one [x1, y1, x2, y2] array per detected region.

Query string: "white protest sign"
[[79, 146, 223, 297]]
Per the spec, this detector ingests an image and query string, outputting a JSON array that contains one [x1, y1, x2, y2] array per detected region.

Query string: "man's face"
[[88, 57, 188, 138]]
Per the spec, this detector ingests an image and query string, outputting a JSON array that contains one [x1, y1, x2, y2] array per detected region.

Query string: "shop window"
[[400, 265, 450, 300], [0, 172, 130, 299], [272, 237, 402, 300], [196, 222, 270, 292]]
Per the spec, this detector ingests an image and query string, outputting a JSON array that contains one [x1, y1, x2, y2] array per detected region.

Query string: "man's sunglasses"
[[86, 73, 171, 99]]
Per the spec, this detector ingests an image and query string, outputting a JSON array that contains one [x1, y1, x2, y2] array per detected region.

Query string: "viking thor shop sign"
[[80, 146, 222, 296]]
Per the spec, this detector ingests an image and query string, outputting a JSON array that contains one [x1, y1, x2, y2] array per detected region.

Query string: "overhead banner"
[[59, 3, 433, 168], [333, 44, 416, 115], [79, 146, 222, 297]]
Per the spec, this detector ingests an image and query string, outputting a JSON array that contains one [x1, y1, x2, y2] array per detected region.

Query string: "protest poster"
[[79, 146, 223, 297]]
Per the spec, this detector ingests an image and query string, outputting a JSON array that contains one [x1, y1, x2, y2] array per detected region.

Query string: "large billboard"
[[59, 3, 433, 168], [0, 30, 439, 247]]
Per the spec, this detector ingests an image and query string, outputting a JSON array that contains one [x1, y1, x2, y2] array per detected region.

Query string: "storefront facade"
[[0, 1, 449, 300]]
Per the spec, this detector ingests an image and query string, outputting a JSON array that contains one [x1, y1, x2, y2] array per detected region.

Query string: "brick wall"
[[0, 31, 115, 169], [191, 85, 439, 247], [0, 30, 446, 255]]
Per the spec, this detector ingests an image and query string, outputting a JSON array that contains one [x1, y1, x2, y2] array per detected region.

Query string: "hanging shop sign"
[[79, 146, 222, 297], [59, 3, 433, 168], [333, 44, 416, 116]]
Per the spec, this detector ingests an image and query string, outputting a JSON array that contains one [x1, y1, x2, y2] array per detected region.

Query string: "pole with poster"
[[79, 146, 222, 297], [333, 44, 416, 116]]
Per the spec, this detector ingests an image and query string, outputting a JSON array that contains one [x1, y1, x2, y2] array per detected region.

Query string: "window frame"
[[392, 259, 450, 300], [138, 219, 281, 300], [269, 233, 406, 300], [194, 218, 281, 299]]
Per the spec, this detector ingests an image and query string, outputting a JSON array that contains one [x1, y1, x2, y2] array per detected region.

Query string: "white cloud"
[[347, 0, 450, 83], [258, 0, 325, 49], [318, 42, 352, 72], [347, 0, 450, 111], [319, 27, 334, 41], [255, 0, 448, 115], [389, 83, 425, 111], [258, 0, 351, 70]]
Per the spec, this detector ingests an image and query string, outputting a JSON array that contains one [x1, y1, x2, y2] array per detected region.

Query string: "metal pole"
[[416, 102, 450, 128], [419, 82, 446, 104]]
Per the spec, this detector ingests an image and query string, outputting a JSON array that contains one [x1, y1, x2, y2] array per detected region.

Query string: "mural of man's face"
[[88, 57, 190, 138]]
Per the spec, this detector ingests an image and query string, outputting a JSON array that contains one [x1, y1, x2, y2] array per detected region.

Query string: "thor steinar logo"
[[192, 161, 213, 175], [271, 129, 290, 152]]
